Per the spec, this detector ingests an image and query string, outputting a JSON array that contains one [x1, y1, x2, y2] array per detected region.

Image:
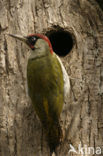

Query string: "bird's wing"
[[55, 54, 70, 98]]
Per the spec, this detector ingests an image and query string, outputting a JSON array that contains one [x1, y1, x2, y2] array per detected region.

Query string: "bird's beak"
[[8, 34, 27, 43]]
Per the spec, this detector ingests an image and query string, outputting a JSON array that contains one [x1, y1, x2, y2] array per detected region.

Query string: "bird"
[[8, 33, 70, 155]]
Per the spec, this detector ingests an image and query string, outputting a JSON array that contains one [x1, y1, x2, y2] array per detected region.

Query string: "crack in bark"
[[5, 114, 10, 155], [87, 86, 91, 116], [4, 37, 9, 75]]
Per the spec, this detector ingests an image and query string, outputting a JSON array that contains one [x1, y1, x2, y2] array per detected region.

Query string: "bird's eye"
[[30, 37, 36, 44], [28, 36, 37, 45], [31, 37, 36, 42]]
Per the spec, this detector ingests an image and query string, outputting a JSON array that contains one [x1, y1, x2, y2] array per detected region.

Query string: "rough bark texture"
[[0, 0, 103, 156]]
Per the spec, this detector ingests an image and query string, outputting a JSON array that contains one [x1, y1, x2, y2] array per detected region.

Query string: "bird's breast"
[[27, 55, 64, 98]]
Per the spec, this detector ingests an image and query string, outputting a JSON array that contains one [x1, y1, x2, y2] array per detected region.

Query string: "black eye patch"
[[27, 36, 38, 45]]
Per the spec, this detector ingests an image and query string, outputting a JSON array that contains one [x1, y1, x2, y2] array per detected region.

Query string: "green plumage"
[[8, 33, 65, 154], [27, 52, 64, 152]]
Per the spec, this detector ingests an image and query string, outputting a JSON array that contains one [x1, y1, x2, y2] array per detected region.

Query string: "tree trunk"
[[0, 0, 103, 156]]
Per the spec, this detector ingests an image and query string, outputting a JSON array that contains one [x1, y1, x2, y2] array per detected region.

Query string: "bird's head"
[[8, 33, 53, 55]]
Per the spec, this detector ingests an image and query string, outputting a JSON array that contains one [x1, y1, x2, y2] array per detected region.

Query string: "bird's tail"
[[44, 120, 62, 154]]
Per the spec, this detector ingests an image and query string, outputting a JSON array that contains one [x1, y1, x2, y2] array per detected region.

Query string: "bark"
[[0, 0, 103, 156]]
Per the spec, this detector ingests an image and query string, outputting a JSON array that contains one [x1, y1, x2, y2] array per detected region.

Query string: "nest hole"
[[46, 29, 74, 56]]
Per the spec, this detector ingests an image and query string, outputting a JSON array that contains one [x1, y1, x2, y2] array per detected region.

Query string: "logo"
[[68, 142, 102, 155]]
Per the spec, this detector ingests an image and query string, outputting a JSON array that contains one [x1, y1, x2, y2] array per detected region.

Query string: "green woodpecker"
[[8, 33, 70, 154]]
